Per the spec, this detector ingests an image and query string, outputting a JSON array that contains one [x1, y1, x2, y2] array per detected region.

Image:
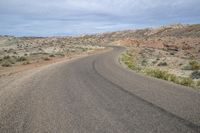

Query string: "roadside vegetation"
[[0, 42, 103, 68], [0, 55, 29, 67], [121, 52, 200, 89], [0, 23, 200, 79], [183, 60, 200, 70]]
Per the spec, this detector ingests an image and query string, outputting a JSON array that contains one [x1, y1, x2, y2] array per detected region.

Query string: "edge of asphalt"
[[0, 47, 112, 92], [0, 47, 112, 80], [92, 51, 200, 133], [98, 46, 200, 131], [0, 45, 199, 132]]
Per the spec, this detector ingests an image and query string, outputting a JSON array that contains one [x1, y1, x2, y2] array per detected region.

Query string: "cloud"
[[0, 0, 200, 36]]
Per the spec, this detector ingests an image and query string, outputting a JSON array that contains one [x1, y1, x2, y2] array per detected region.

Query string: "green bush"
[[121, 52, 197, 88], [197, 80, 200, 87], [179, 77, 194, 87], [121, 53, 140, 71], [189, 60, 200, 70], [144, 69, 170, 80], [168, 74, 178, 82], [144, 68, 194, 87], [182, 60, 200, 70]]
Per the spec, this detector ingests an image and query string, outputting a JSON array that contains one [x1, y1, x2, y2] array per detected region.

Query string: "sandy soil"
[[0, 48, 107, 78]]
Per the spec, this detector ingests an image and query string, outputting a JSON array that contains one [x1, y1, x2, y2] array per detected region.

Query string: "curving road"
[[0, 46, 200, 133]]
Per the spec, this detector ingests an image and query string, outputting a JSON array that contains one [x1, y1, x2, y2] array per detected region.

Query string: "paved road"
[[0, 46, 200, 133]]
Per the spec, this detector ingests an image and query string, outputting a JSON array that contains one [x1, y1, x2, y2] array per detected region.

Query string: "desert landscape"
[[118, 24, 200, 88], [0, 35, 105, 76], [1, 0, 200, 132], [1, 23, 200, 88]]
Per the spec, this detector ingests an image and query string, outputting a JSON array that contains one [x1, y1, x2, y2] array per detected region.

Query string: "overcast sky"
[[0, 0, 200, 36]]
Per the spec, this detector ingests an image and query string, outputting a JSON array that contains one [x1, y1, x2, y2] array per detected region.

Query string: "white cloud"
[[0, 0, 199, 36]]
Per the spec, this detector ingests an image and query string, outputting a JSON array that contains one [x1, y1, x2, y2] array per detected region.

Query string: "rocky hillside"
[[116, 24, 200, 88], [0, 24, 199, 79]]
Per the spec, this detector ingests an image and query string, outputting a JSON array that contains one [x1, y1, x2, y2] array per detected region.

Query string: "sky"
[[0, 0, 200, 36]]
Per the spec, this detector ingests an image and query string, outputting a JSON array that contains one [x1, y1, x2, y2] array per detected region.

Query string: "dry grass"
[[121, 52, 200, 88]]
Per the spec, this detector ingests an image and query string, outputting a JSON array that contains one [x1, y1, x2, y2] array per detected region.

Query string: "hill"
[[0, 24, 200, 86]]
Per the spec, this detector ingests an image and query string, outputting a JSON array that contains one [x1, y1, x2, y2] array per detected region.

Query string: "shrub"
[[121, 52, 196, 88], [2, 61, 12, 67], [2, 56, 16, 64], [168, 74, 178, 82], [3, 55, 10, 59], [182, 65, 192, 70], [179, 77, 194, 87], [189, 60, 200, 70], [55, 53, 65, 57], [81, 48, 87, 52], [43, 57, 50, 61], [157, 62, 168, 66], [144, 69, 170, 80], [17, 56, 27, 62], [196, 80, 200, 87], [38, 48, 43, 51], [141, 59, 147, 66], [190, 70, 200, 79], [182, 60, 200, 70], [144, 68, 194, 87], [49, 54, 55, 57], [121, 53, 140, 71], [22, 61, 30, 65]]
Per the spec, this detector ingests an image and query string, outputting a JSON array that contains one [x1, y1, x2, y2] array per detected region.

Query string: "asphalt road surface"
[[0, 46, 200, 133]]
